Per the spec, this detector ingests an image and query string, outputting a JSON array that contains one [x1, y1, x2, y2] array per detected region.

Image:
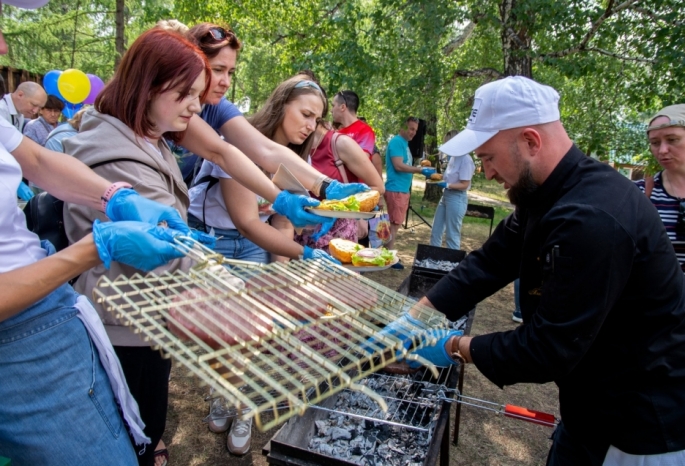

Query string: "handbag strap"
[[331, 132, 349, 184], [644, 175, 654, 198], [194, 174, 220, 233]]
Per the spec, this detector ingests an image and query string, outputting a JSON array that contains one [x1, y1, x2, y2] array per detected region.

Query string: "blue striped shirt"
[[635, 171, 685, 272]]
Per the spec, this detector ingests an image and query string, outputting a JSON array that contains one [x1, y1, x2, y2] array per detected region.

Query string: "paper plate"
[[343, 255, 400, 272], [307, 208, 377, 219]]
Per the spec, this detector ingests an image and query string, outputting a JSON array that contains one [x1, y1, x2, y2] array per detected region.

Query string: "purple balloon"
[[84, 74, 105, 105]]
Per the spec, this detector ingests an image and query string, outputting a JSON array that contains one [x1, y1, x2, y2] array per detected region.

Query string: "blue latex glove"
[[92, 219, 185, 271], [190, 229, 217, 248], [17, 181, 34, 201], [303, 246, 341, 265], [105, 188, 190, 235], [420, 168, 436, 177], [435, 181, 447, 189], [408, 329, 464, 368], [325, 180, 369, 200], [309, 218, 336, 242], [364, 312, 429, 355], [272, 190, 332, 228]]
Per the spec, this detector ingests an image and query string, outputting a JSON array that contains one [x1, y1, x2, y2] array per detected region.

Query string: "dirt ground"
[[162, 196, 560, 465]]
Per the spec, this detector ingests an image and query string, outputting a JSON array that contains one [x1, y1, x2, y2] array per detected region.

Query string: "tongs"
[[422, 386, 558, 428]]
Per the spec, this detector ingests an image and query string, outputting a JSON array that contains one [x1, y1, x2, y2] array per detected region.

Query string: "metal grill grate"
[[308, 367, 454, 432], [94, 238, 450, 431]]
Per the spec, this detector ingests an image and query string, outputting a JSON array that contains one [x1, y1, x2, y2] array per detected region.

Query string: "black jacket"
[[427, 145, 685, 454]]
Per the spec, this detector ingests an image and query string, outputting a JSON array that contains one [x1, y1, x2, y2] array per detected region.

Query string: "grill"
[[93, 238, 451, 431], [406, 245, 465, 299], [266, 365, 458, 466]]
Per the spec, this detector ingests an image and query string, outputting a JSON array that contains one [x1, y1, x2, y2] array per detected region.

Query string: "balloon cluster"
[[43, 69, 105, 118]]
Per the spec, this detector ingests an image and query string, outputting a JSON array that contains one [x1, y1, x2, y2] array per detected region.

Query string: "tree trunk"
[[114, 0, 126, 70], [500, 0, 533, 78], [423, 183, 443, 203]]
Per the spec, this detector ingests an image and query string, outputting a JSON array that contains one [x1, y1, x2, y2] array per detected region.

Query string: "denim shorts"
[[188, 214, 269, 264], [0, 284, 137, 465]]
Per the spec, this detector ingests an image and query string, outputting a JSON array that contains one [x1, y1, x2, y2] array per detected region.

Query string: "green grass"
[[469, 171, 510, 203]]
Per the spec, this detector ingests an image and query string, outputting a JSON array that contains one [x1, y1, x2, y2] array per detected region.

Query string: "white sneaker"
[[227, 414, 252, 455], [206, 389, 231, 433]]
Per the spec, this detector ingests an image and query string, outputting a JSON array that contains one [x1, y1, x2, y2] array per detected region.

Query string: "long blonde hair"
[[249, 75, 328, 159]]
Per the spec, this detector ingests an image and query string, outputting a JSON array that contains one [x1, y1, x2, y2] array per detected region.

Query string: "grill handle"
[[504, 404, 556, 427]]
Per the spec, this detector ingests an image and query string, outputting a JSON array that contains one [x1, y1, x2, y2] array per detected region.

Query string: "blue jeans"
[[188, 214, 269, 263], [514, 279, 521, 312], [430, 189, 468, 250], [0, 284, 137, 465]]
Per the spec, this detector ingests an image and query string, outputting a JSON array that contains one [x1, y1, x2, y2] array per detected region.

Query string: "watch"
[[101, 182, 133, 212]]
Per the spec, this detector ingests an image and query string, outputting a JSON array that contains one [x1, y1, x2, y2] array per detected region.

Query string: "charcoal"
[[413, 259, 459, 271], [315, 420, 329, 436], [307, 371, 451, 465], [331, 427, 352, 441]]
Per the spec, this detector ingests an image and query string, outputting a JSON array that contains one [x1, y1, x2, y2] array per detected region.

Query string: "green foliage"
[[1, 0, 681, 168]]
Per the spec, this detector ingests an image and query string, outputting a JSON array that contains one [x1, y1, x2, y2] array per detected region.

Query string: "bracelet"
[[101, 182, 132, 212], [450, 335, 468, 364], [319, 178, 333, 200], [311, 175, 328, 198]]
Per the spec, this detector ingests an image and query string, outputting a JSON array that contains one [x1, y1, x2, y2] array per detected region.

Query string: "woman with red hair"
[[63, 28, 212, 466]]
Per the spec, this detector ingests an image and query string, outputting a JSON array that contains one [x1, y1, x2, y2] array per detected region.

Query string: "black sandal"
[[154, 448, 169, 466]]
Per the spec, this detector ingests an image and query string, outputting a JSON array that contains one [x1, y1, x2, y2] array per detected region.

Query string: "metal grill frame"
[[94, 239, 452, 431]]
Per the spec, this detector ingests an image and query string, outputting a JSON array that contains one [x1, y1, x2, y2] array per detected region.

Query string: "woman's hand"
[[92, 220, 186, 271], [325, 180, 369, 200], [303, 246, 341, 264], [105, 188, 191, 234], [272, 191, 331, 228]]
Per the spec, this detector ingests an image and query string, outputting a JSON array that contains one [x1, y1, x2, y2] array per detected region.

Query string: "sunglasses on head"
[[202, 27, 233, 43], [336, 91, 347, 106]]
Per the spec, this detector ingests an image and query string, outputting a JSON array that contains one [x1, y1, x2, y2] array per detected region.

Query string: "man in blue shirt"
[[384, 117, 432, 258]]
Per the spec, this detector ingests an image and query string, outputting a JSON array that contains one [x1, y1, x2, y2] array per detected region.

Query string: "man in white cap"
[[379, 76, 685, 464]]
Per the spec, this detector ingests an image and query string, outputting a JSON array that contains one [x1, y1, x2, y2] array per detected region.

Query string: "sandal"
[[154, 448, 169, 466]]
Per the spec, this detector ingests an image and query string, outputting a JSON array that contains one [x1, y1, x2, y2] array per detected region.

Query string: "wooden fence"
[[0, 65, 45, 94]]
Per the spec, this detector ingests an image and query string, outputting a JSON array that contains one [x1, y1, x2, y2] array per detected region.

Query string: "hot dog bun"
[[329, 238, 362, 264]]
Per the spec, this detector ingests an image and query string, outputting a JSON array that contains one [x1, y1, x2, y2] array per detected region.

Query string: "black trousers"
[[546, 422, 609, 466], [114, 346, 172, 466]]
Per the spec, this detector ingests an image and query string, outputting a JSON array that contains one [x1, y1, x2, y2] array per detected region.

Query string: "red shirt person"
[[331, 90, 382, 177]]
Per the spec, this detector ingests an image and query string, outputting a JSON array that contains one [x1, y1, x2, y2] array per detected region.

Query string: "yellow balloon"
[[57, 69, 91, 104]]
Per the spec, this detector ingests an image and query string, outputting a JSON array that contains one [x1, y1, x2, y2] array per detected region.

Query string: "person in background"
[[44, 105, 88, 152], [331, 91, 381, 177], [635, 103, 685, 273], [385, 76, 685, 464], [429, 129, 475, 251], [188, 75, 340, 454], [63, 28, 214, 466], [176, 22, 368, 220], [0, 3, 191, 464], [23, 94, 65, 146], [0, 81, 47, 132], [384, 116, 434, 265], [294, 88, 385, 254]]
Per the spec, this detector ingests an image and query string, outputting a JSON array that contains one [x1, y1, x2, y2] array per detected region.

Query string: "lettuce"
[[320, 195, 361, 211], [351, 248, 397, 267]]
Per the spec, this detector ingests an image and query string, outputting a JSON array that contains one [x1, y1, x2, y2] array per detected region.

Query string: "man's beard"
[[506, 145, 539, 206]]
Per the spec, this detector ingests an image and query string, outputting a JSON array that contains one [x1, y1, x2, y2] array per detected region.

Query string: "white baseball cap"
[[440, 76, 561, 157], [2, 0, 50, 8]]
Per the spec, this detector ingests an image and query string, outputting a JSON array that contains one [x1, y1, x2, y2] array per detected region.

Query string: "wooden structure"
[[0, 65, 44, 94]]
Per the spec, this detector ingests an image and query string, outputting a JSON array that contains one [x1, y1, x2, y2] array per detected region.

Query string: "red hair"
[[96, 28, 211, 144]]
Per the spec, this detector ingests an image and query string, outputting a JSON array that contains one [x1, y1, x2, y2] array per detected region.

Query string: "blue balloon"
[[43, 70, 62, 96], [62, 102, 83, 119]]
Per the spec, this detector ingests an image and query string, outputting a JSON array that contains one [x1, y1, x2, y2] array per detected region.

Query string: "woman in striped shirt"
[[636, 104, 685, 272]]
